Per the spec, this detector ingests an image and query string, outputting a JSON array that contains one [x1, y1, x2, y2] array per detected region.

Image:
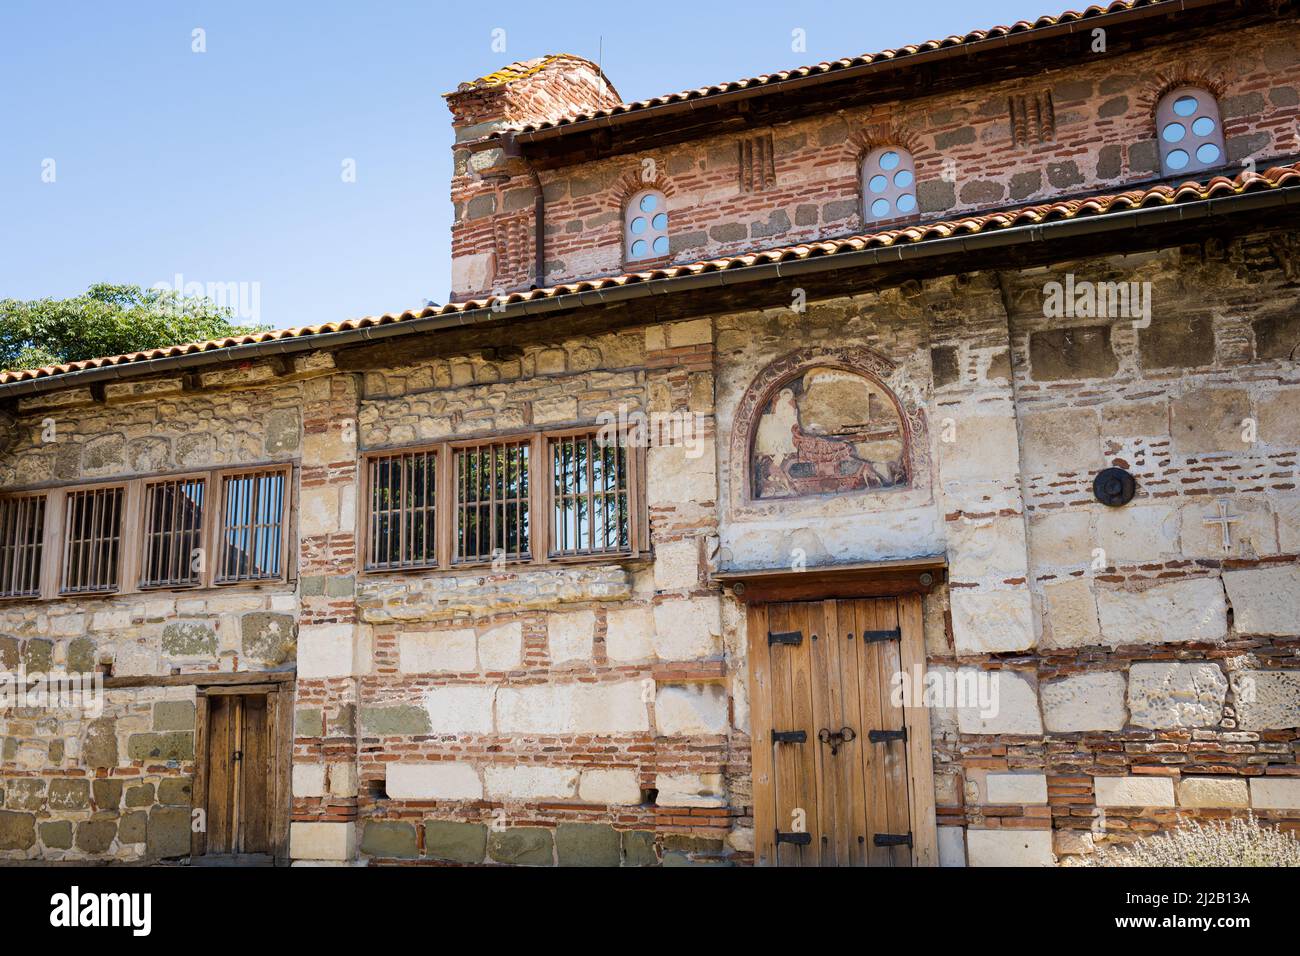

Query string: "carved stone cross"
[[1203, 498, 1241, 552]]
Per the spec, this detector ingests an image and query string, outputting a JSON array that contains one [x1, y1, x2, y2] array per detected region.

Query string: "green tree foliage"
[[0, 283, 269, 372]]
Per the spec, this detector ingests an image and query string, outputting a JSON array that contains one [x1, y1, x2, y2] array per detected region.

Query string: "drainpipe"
[[500, 132, 546, 289]]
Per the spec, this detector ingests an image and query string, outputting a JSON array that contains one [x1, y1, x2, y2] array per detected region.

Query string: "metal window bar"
[[0, 496, 46, 598], [217, 470, 285, 583], [367, 450, 437, 570], [551, 433, 630, 557], [454, 441, 529, 563], [141, 478, 205, 588], [61, 487, 123, 594]]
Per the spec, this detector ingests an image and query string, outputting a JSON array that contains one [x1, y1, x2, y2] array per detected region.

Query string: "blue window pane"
[[879, 151, 900, 171], [1192, 116, 1216, 136], [639, 193, 658, 213], [1166, 149, 1190, 171], [1162, 122, 1186, 143], [630, 216, 647, 235], [1196, 142, 1221, 165], [652, 235, 669, 255], [896, 193, 917, 213], [1173, 95, 1198, 117], [631, 239, 647, 257], [894, 169, 914, 189], [870, 198, 891, 218], [868, 174, 888, 193], [652, 213, 667, 230]]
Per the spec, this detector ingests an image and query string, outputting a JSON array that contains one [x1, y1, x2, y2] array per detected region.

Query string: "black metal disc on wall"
[[1093, 467, 1136, 507]]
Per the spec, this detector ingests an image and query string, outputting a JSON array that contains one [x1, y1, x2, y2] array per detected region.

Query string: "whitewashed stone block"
[[947, 515, 1029, 582], [1249, 777, 1300, 809], [654, 772, 726, 808], [578, 768, 642, 805], [1096, 578, 1227, 646], [478, 620, 523, 671], [1127, 662, 1227, 729], [653, 537, 700, 591], [484, 765, 579, 801], [1041, 579, 1101, 648], [399, 629, 476, 673], [647, 441, 716, 507], [1095, 504, 1180, 564], [655, 683, 728, 736], [1177, 777, 1249, 808], [1028, 509, 1092, 569], [1231, 670, 1300, 731], [1222, 566, 1300, 637], [939, 415, 1020, 482], [954, 668, 1043, 736], [950, 589, 1036, 654], [1093, 775, 1176, 807], [423, 685, 496, 734], [548, 610, 595, 666], [496, 681, 648, 734], [298, 623, 356, 678], [966, 829, 1054, 867], [985, 772, 1048, 805], [385, 762, 482, 800], [1020, 407, 1103, 473], [937, 826, 966, 867], [1041, 671, 1127, 732], [292, 763, 326, 798], [652, 596, 722, 660], [328, 763, 358, 798], [605, 606, 655, 662], [290, 822, 355, 861]]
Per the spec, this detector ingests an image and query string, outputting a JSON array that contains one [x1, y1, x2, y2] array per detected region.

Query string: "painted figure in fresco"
[[751, 367, 906, 499]]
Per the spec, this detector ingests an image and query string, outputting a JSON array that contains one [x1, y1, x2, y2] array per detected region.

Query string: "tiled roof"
[[3, 162, 1297, 388], [458, 55, 570, 91], [511, 0, 1178, 134]]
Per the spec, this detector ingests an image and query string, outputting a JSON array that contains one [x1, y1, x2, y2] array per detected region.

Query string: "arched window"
[[625, 190, 669, 262], [861, 147, 919, 224], [1156, 87, 1226, 177]]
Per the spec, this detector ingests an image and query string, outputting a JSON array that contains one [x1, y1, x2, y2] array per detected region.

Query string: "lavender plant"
[[1067, 813, 1300, 867]]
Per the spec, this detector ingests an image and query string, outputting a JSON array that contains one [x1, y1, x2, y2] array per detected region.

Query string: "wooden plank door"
[[748, 596, 935, 866], [196, 692, 274, 859]]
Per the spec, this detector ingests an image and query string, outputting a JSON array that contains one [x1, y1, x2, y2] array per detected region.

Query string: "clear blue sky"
[[1, 0, 1036, 330]]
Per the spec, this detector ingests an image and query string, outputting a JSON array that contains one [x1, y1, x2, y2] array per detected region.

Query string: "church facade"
[[1, 0, 1299, 866]]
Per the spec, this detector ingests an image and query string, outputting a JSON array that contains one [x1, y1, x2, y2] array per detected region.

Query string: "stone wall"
[[0, 361, 310, 862], [449, 21, 1300, 298]]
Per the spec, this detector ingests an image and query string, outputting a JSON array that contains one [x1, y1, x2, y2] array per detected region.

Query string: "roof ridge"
[[3, 160, 1297, 387]]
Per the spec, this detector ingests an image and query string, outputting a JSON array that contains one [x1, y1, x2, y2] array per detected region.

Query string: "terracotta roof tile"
[[3, 161, 1296, 388], [510, 1, 1173, 134]]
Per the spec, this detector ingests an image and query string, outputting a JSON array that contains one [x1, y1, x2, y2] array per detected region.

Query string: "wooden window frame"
[[0, 490, 52, 600], [0, 462, 294, 603], [360, 425, 647, 575]]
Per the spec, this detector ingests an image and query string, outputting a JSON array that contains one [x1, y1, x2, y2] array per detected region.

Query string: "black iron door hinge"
[[771, 730, 807, 744], [868, 728, 907, 743], [768, 630, 803, 646], [860, 628, 901, 643], [874, 832, 912, 848], [776, 830, 813, 846]]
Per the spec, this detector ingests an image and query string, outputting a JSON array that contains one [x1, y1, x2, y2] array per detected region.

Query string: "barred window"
[[141, 477, 206, 589], [366, 449, 437, 570], [454, 441, 530, 563], [61, 486, 124, 594], [0, 495, 46, 598], [550, 433, 631, 557], [216, 469, 287, 583]]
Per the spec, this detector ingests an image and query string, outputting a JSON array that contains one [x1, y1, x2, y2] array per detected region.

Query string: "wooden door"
[[196, 692, 277, 860], [747, 595, 936, 866]]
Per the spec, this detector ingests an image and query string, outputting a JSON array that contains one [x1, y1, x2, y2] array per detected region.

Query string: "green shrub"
[[1067, 813, 1300, 867]]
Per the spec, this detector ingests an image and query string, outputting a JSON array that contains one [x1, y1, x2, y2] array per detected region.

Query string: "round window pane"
[[1166, 149, 1190, 171], [1162, 122, 1186, 143], [879, 151, 900, 171], [639, 193, 658, 213], [870, 198, 891, 217], [652, 213, 667, 230], [896, 193, 917, 213], [652, 235, 669, 255], [868, 174, 888, 193], [1192, 116, 1216, 136], [1173, 95, 1198, 117], [1196, 142, 1221, 165], [631, 239, 647, 257], [894, 169, 914, 189], [630, 217, 647, 235]]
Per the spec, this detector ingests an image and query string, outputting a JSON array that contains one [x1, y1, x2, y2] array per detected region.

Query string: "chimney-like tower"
[[444, 55, 621, 300]]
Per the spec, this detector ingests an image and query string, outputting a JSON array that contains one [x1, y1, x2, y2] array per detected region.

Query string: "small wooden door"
[[747, 595, 936, 866], [194, 689, 289, 862]]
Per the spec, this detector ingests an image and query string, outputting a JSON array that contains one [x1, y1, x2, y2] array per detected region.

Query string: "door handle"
[[817, 726, 856, 755]]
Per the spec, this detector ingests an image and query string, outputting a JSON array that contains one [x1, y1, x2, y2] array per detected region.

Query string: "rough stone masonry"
[[0, 1, 1298, 866]]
